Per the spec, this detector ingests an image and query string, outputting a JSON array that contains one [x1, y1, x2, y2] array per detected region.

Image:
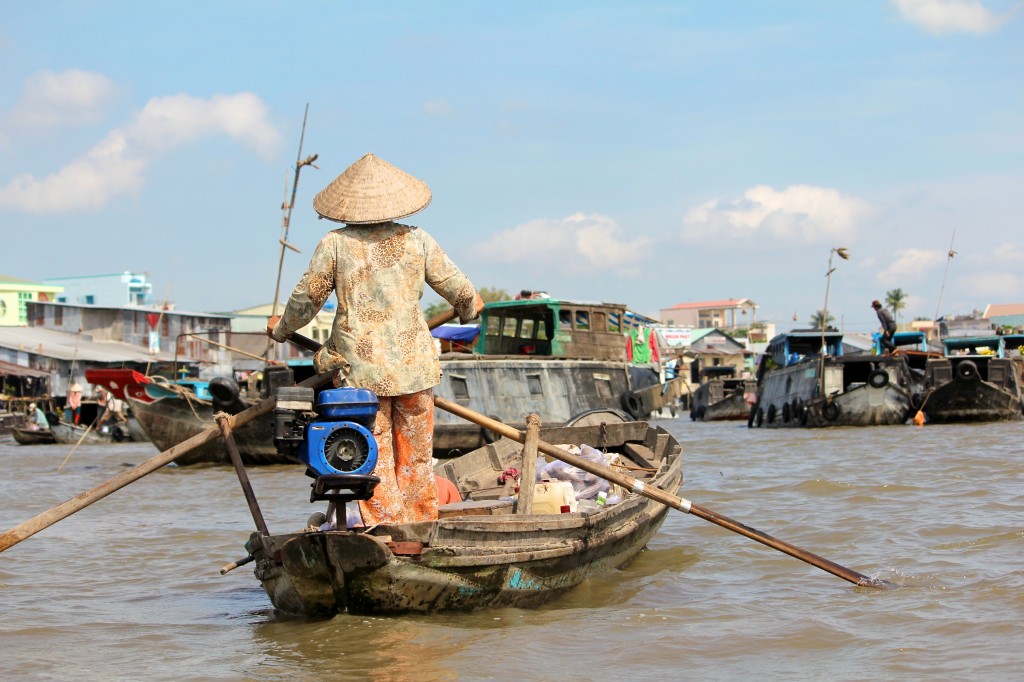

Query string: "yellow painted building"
[[0, 275, 63, 327]]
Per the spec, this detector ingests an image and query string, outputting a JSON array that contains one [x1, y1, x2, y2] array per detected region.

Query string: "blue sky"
[[1, 1, 1021, 334]]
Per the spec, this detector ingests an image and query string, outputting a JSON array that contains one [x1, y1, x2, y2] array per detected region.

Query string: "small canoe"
[[50, 422, 126, 445], [12, 427, 57, 445], [247, 418, 682, 617]]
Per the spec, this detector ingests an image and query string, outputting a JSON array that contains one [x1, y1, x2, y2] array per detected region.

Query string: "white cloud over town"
[[891, 0, 1009, 35], [469, 212, 654, 276], [0, 89, 282, 213], [5, 69, 118, 129], [957, 270, 1022, 298], [875, 248, 949, 285], [681, 184, 868, 244]]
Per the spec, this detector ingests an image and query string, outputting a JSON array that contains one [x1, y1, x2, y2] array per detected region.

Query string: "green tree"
[[810, 309, 834, 330], [423, 287, 511, 318], [885, 288, 907, 324]]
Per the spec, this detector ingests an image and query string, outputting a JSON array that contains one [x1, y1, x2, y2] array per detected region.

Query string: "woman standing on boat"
[[269, 153, 482, 526]]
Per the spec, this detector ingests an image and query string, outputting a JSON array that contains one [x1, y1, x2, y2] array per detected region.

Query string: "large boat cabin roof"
[[765, 329, 844, 366], [473, 298, 630, 361]]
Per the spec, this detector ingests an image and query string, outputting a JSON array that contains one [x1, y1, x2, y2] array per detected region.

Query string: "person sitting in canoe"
[[268, 152, 482, 526]]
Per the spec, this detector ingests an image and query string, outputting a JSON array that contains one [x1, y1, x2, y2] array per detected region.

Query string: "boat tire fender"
[[766, 404, 777, 424], [955, 360, 980, 382], [782, 402, 791, 423], [755, 406, 764, 427], [482, 416, 503, 444], [112, 424, 127, 442], [867, 369, 889, 389], [620, 391, 643, 419], [795, 398, 808, 426], [747, 402, 758, 429], [822, 401, 840, 422]]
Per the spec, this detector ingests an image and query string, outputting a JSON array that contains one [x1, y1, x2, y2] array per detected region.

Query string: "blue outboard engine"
[[273, 386, 381, 503]]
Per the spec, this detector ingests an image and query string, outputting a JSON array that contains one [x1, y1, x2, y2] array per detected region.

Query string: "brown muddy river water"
[[2, 417, 1022, 680]]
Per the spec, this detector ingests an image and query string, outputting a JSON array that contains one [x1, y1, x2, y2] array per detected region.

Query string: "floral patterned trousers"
[[358, 388, 439, 525]]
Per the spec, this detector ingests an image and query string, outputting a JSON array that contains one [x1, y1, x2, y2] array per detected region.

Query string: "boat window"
[[594, 375, 613, 399], [486, 314, 501, 337], [608, 312, 621, 333], [54, 306, 63, 326], [527, 373, 543, 395], [520, 318, 536, 339], [575, 311, 590, 331], [592, 312, 607, 333], [541, 315, 554, 340], [451, 376, 469, 399], [559, 310, 572, 330], [502, 316, 518, 337]]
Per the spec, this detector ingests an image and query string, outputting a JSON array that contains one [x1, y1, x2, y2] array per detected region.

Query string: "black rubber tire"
[[867, 369, 889, 389], [620, 391, 643, 419], [955, 360, 979, 382], [482, 415, 503, 444], [822, 401, 840, 422], [782, 402, 791, 423], [766, 404, 777, 424]]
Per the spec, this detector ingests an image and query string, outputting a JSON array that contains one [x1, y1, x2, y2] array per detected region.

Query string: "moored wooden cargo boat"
[[432, 298, 685, 452], [750, 330, 915, 428], [916, 335, 1023, 424], [247, 418, 682, 616], [690, 366, 757, 421]]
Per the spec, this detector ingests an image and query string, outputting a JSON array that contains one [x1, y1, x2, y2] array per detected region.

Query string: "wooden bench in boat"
[[437, 499, 514, 519]]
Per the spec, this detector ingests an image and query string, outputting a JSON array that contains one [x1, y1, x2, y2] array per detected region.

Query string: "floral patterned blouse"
[[271, 222, 478, 396]]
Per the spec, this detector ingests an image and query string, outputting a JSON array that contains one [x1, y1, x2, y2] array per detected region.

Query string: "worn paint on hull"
[[249, 421, 683, 617]]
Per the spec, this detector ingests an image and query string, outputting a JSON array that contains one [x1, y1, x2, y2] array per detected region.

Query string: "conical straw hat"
[[313, 153, 432, 224]]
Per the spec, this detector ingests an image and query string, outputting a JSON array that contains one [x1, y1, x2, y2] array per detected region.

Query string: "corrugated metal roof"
[[983, 303, 1024, 318], [0, 327, 177, 363], [0, 359, 50, 377], [664, 298, 756, 310]]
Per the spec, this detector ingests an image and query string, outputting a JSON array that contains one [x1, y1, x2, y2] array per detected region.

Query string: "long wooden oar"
[[0, 369, 335, 554], [281, 321, 889, 589], [434, 396, 890, 589], [57, 422, 95, 471]]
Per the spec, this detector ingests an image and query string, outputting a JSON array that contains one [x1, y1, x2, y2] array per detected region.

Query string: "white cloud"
[[957, 271, 1022, 298], [6, 69, 118, 129], [875, 248, 948, 285], [891, 0, 1008, 35], [681, 184, 868, 244], [0, 92, 282, 213], [985, 242, 1024, 264], [423, 98, 455, 118], [469, 212, 654, 277]]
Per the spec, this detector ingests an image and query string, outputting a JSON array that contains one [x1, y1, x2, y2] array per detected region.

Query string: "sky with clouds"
[[1, 1, 1021, 334]]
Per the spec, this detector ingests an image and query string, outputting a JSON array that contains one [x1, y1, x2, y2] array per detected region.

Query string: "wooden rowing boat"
[[246, 418, 682, 616], [11, 427, 56, 445]]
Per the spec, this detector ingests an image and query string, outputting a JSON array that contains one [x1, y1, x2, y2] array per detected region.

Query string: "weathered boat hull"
[[692, 379, 757, 421], [432, 356, 682, 452], [249, 420, 683, 616], [752, 357, 913, 428], [11, 427, 56, 445], [918, 357, 1022, 424], [127, 395, 287, 466], [50, 422, 120, 445]]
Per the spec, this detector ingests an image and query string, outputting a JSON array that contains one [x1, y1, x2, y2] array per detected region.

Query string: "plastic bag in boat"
[[538, 444, 611, 501]]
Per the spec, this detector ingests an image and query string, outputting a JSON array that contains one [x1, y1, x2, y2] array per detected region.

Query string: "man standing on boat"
[[872, 300, 897, 354], [268, 153, 482, 526]]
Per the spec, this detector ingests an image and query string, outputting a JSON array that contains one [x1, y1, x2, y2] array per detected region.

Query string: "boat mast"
[[932, 230, 957, 341], [268, 104, 318, 360]]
